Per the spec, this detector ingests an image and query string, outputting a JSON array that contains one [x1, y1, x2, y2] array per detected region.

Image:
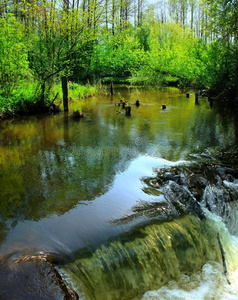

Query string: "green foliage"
[[130, 23, 204, 87], [90, 31, 145, 80], [203, 0, 238, 42], [201, 0, 238, 98], [0, 82, 40, 113], [0, 0, 238, 114], [0, 15, 31, 97]]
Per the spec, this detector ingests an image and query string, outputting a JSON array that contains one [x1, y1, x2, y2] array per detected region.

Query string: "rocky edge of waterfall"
[[144, 162, 238, 222]]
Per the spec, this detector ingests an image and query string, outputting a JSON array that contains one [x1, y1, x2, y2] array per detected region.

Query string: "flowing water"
[[0, 86, 238, 299]]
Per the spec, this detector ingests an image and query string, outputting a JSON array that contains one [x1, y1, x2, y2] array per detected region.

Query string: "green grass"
[[51, 82, 96, 101], [162, 76, 180, 86], [101, 77, 131, 84], [0, 81, 98, 117]]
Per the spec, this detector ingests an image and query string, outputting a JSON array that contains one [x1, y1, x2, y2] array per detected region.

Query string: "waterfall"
[[202, 180, 238, 236], [57, 171, 238, 300], [61, 212, 238, 300], [142, 210, 238, 300]]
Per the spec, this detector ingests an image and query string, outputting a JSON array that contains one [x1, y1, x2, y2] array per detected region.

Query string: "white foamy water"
[[142, 261, 238, 300], [142, 210, 238, 300]]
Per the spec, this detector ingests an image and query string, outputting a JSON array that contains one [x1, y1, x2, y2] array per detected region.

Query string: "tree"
[[202, 0, 238, 100], [188, 0, 197, 31], [0, 14, 30, 98]]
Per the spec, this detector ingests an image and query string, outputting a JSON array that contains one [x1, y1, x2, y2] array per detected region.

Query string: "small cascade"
[[61, 214, 232, 300], [202, 180, 238, 236], [142, 261, 238, 300], [142, 211, 238, 300]]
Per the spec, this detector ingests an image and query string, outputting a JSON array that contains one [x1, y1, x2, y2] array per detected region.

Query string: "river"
[[0, 86, 238, 299]]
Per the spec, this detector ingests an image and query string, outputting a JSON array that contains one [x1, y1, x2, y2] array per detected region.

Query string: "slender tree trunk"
[[120, 0, 122, 29], [88, 0, 91, 27], [61, 76, 68, 112], [3, 0, 7, 14], [137, 0, 140, 27], [190, 3, 194, 30], [62, 0, 69, 112], [93, 0, 97, 33], [235, 61, 238, 101], [41, 82, 46, 105], [0, 0, 2, 17], [105, 0, 108, 30], [134, 0, 137, 27], [82, 0, 86, 19], [112, 0, 115, 35]]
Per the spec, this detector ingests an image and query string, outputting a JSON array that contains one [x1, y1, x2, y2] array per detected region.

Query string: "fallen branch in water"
[[217, 233, 231, 285]]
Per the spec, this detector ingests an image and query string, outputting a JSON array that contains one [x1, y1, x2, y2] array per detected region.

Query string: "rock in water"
[[162, 181, 205, 220], [0, 256, 78, 300]]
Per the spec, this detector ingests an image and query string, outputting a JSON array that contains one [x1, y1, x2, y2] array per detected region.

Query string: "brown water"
[[0, 86, 238, 299]]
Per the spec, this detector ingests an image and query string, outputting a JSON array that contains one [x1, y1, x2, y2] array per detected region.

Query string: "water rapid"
[[61, 207, 238, 300]]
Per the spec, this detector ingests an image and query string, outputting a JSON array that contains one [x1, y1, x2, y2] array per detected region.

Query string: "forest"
[[0, 0, 237, 116]]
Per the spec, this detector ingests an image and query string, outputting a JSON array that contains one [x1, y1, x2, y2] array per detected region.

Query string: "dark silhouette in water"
[[71, 110, 84, 119], [195, 93, 199, 105], [125, 106, 131, 116]]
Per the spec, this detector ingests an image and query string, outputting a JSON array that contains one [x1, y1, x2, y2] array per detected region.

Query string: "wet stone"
[[162, 181, 205, 220], [145, 163, 238, 202], [143, 162, 238, 228], [0, 256, 78, 300]]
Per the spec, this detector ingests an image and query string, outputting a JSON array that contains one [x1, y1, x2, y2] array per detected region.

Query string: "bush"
[[0, 82, 41, 114]]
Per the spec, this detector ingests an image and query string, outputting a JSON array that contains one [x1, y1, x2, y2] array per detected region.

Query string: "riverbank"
[[0, 82, 98, 121]]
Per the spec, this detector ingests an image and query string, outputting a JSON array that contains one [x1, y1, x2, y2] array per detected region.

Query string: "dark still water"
[[0, 87, 238, 299]]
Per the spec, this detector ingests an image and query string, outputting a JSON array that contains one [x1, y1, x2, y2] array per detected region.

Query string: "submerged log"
[[125, 106, 131, 116], [195, 93, 199, 104], [49, 103, 61, 115], [217, 233, 231, 285]]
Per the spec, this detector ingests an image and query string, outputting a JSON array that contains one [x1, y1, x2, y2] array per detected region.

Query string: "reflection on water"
[[0, 87, 238, 298], [0, 156, 179, 256], [0, 88, 236, 225]]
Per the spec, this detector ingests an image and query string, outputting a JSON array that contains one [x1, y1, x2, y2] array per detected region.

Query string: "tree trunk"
[[41, 82, 46, 105], [112, 0, 115, 35], [61, 76, 68, 112], [191, 3, 194, 30], [235, 62, 238, 101], [0, 0, 2, 17], [105, 0, 108, 30]]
